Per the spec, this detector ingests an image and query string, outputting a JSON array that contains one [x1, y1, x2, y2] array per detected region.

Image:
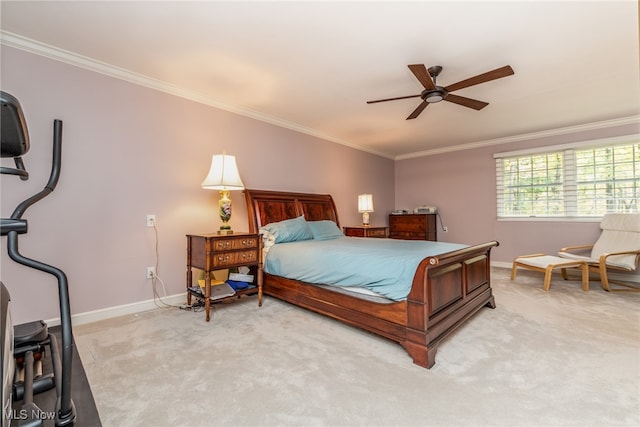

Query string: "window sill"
[[497, 217, 602, 223]]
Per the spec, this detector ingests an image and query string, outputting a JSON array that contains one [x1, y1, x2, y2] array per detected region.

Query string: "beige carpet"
[[74, 267, 640, 427]]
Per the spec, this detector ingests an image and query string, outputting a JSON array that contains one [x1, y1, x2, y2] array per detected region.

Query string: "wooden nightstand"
[[343, 226, 388, 238], [186, 232, 263, 321]]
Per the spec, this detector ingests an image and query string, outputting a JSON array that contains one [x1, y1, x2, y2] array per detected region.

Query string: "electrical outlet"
[[146, 266, 156, 279], [146, 214, 156, 227], [443, 226, 449, 232]]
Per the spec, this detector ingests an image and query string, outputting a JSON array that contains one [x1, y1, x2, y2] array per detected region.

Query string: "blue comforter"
[[264, 237, 467, 301]]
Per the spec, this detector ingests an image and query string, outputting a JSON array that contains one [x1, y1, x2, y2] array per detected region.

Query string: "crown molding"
[[3, 31, 636, 163], [1, 31, 394, 160], [395, 116, 640, 160]]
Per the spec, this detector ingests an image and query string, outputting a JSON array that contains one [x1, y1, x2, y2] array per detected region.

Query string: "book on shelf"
[[191, 282, 236, 300], [197, 279, 225, 289]]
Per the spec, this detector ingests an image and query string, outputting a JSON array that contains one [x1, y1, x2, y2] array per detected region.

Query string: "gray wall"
[[0, 47, 395, 323], [395, 123, 639, 263]]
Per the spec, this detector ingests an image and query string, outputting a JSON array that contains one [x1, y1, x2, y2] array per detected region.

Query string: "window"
[[495, 138, 639, 219]]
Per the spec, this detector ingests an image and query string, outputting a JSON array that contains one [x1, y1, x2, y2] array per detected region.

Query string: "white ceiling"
[[2, 1, 639, 159]]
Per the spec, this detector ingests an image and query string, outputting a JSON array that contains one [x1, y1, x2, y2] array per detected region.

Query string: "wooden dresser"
[[388, 214, 437, 241]]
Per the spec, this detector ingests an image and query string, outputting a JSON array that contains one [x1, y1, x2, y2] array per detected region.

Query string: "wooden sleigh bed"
[[245, 189, 499, 369]]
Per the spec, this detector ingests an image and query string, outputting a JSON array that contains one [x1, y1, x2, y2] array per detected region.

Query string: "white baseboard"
[[45, 293, 187, 327]]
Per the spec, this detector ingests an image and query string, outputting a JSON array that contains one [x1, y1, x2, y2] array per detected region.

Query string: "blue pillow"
[[308, 220, 344, 240], [260, 215, 313, 244]]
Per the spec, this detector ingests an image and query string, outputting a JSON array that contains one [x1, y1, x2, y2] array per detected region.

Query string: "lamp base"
[[361, 212, 370, 226], [218, 190, 233, 235]]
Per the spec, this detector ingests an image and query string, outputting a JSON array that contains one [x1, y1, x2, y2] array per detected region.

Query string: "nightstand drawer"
[[213, 237, 258, 251], [344, 227, 365, 237], [213, 249, 258, 267], [343, 226, 388, 238], [365, 228, 387, 238]]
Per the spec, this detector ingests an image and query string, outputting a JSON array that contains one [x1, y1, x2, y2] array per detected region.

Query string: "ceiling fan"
[[367, 64, 514, 120]]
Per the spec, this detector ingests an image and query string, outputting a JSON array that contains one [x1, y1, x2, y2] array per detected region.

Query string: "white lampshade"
[[201, 154, 245, 190], [358, 194, 374, 213]]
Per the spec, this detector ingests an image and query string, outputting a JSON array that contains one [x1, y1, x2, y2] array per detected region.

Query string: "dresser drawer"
[[389, 231, 426, 240], [389, 216, 426, 232]]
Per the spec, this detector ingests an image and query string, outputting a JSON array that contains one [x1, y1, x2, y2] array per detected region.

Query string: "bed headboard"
[[244, 189, 340, 233]]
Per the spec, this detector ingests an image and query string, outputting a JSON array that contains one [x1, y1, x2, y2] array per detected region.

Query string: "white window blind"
[[495, 139, 639, 218]]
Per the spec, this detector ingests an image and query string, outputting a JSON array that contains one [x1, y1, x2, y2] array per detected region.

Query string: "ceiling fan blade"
[[366, 94, 421, 104], [445, 94, 489, 110], [406, 100, 429, 120], [408, 64, 436, 90], [444, 65, 514, 93]]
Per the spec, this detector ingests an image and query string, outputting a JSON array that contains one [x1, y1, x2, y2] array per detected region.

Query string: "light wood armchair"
[[558, 214, 640, 292]]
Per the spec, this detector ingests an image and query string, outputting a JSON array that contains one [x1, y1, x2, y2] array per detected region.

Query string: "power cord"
[[149, 220, 182, 309], [436, 212, 448, 232]]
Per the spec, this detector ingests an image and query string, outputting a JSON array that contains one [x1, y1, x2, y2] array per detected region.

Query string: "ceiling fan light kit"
[[424, 89, 447, 103], [367, 64, 514, 120]]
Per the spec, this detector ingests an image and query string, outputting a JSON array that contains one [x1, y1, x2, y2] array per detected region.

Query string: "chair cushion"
[[515, 255, 584, 269], [590, 228, 640, 270], [558, 214, 640, 270], [557, 251, 632, 270], [601, 213, 640, 232]]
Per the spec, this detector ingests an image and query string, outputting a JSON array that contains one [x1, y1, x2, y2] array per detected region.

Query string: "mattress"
[[263, 236, 467, 301]]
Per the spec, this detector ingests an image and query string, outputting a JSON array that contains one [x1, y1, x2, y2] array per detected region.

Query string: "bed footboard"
[[403, 241, 499, 368], [262, 241, 498, 369]]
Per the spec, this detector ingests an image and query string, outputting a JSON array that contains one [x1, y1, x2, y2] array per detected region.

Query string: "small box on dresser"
[[388, 214, 437, 241]]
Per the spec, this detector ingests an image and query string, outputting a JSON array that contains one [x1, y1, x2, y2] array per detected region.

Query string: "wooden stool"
[[511, 254, 589, 291]]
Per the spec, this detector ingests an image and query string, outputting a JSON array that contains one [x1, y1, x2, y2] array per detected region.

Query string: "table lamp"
[[201, 153, 244, 234], [358, 194, 374, 226]]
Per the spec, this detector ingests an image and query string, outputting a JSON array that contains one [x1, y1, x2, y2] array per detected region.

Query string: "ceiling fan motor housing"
[[422, 87, 448, 103]]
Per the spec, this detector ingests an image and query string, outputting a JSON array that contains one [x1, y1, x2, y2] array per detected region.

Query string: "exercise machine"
[[1, 91, 76, 426]]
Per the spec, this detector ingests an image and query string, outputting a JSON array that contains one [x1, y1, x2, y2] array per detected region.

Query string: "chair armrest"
[[559, 244, 593, 253], [598, 250, 640, 270], [599, 249, 640, 261], [600, 249, 640, 258]]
